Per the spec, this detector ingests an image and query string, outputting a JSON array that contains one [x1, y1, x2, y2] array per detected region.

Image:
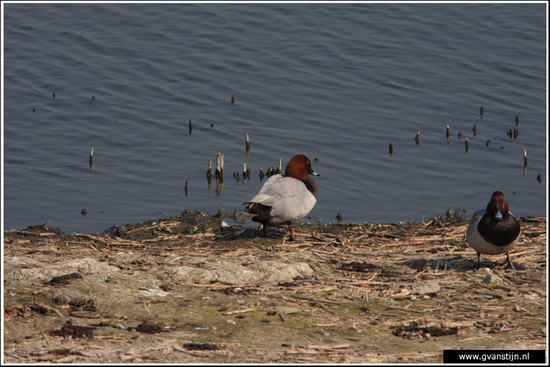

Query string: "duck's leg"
[[475, 252, 481, 270], [287, 223, 295, 241], [262, 225, 268, 237], [504, 253, 516, 270]]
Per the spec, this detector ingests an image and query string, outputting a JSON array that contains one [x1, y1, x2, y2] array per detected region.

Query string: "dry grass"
[[3, 212, 547, 363]]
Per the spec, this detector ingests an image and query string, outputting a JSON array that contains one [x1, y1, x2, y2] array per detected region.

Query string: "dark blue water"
[[3, 3, 547, 234]]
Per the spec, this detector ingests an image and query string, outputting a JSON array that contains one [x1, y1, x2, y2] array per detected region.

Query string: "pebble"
[[482, 273, 503, 285], [226, 319, 236, 325], [407, 256, 428, 270], [139, 288, 169, 297], [411, 281, 440, 295]]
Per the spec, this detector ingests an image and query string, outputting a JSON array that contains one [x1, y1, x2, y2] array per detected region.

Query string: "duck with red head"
[[466, 191, 521, 269], [242, 155, 319, 241]]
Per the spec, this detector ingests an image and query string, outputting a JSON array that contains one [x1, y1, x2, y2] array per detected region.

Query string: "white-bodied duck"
[[242, 154, 319, 241]]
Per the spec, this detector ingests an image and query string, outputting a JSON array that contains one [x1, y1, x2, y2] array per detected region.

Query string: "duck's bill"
[[494, 205, 503, 220]]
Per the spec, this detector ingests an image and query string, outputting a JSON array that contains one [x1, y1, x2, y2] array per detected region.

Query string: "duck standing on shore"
[[242, 154, 319, 241], [466, 191, 521, 269]]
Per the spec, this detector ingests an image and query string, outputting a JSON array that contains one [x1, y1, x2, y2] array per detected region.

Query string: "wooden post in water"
[[215, 153, 224, 195], [206, 160, 213, 178], [215, 153, 224, 178], [89, 147, 94, 170]]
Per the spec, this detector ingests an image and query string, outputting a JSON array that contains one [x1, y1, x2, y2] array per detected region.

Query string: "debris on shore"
[[3, 211, 546, 363]]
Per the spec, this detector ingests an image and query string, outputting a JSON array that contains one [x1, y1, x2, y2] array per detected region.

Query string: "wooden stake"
[[215, 153, 224, 178], [206, 160, 213, 179], [89, 147, 94, 169]]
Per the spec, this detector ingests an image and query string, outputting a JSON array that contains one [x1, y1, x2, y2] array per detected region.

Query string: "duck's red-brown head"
[[486, 191, 509, 220], [285, 155, 319, 182]]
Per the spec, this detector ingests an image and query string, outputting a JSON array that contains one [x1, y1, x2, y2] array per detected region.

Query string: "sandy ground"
[[3, 210, 547, 363]]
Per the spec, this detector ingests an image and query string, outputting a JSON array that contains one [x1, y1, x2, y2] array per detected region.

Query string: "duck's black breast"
[[478, 212, 521, 247], [304, 177, 318, 199]]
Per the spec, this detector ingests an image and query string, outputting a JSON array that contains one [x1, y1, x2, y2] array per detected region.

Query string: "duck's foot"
[[287, 223, 295, 241], [474, 252, 482, 271], [261, 226, 285, 239], [503, 253, 517, 270], [474, 253, 493, 271]]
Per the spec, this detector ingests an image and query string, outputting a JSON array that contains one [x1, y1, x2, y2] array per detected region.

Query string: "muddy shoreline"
[[3, 211, 547, 363]]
